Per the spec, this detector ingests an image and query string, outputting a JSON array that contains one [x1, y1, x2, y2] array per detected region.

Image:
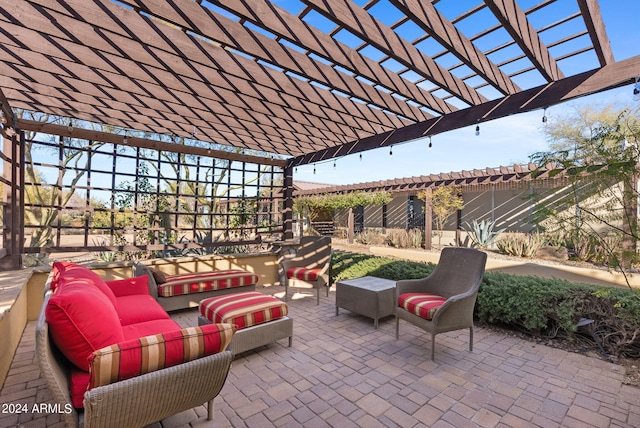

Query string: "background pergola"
[[1, 0, 639, 269]]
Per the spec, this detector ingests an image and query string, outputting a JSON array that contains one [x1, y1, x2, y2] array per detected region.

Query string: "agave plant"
[[464, 219, 506, 249]]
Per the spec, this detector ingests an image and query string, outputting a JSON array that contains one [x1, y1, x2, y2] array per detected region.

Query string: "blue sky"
[[293, 0, 639, 185]]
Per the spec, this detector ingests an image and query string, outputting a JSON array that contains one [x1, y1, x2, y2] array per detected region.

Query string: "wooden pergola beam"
[[16, 119, 288, 167], [577, 0, 615, 66], [290, 54, 640, 167], [485, 0, 564, 82]]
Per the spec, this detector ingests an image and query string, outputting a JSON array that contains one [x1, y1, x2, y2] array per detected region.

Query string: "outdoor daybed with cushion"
[[36, 261, 235, 428], [133, 262, 259, 312]]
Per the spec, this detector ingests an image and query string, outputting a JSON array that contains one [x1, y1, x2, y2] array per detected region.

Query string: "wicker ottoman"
[[198, 292, 293, 355]]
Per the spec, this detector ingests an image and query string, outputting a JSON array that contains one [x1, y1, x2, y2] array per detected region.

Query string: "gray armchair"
[[281, 236, 332, 304], [395, 247, 487, 361]]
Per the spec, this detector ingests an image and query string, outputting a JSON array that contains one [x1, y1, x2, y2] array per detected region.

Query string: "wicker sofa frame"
[[36, 273, 234, 428]]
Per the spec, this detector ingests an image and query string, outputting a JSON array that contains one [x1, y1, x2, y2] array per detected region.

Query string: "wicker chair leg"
[[207, 399, 214, 421], [469, 326, 474, 352], [431, 333, 436, 361]]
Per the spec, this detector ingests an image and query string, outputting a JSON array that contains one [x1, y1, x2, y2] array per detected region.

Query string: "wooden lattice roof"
[[293, 162, 602, 195], [1, 0, 639, 167]]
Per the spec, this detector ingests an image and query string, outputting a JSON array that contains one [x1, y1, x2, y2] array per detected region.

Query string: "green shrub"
[[331, 251, 434, 283]]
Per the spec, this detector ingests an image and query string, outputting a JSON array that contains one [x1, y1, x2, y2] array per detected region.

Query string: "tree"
[[530, 103, 640, 278], [418, 187, 464, 246]]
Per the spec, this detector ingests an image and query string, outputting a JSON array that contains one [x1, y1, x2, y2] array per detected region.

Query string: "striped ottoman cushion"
[[199, 292, 288, 330], [399, 293, 447, 320], [287, 267, 321, 281], [157, 270, 259, 297]]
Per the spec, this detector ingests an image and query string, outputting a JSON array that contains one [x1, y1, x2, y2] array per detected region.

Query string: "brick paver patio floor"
[[2, 285, 639, 427]]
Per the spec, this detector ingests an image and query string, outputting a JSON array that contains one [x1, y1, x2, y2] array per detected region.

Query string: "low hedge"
[[331, 251, 640, 358]]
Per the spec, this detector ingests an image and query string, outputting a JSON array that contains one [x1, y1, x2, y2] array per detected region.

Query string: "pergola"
[[1, 0, 639, 269]]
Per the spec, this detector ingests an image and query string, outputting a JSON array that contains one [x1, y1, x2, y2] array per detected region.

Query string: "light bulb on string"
[[359, 153, 362, 161], [389, 145, 393, 157], [313, 164, 316, 175], [475, 124, 480, 136], [333, 159, 336, 168], [67, 121, 73, 133], [542, 107, 547, 123], [428, 136, 432, 151], [123, 130, 129, 144]]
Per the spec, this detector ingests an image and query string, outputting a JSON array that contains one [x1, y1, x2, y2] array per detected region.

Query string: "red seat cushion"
[[157, 270, 259, 297], [199, 291, 288, 330], [287, 267, 321, 281], [398, 293, 447, 320]]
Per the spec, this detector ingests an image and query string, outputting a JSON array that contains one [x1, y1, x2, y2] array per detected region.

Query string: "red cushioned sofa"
[[35, 261, 235, 428], [133, 262, 259, 312]]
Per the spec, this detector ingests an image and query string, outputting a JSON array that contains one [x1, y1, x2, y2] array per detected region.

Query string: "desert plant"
[[497, 232, 546, 257], [464, 219, 506, 249], [386, 229, 410, 248], [408, 228, 424, 248], [355, 229, 386, 246]]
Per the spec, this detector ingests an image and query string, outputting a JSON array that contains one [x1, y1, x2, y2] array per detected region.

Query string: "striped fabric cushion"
[[200, 291, 288, 330], [287, 267, 321, 281], [399, 293, 447, 320], [88, 323, 235, 388], [157, 270, 259, 297]]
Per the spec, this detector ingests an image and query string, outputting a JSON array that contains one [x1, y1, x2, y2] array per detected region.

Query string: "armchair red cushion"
[[287, 267, 321, 281], [398, 293, 447, 320], [88, 324, 236, 388]]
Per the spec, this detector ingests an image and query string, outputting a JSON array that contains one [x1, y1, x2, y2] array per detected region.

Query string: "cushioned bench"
[[134, 263, 259, 312], [198, 292, 293, 355]]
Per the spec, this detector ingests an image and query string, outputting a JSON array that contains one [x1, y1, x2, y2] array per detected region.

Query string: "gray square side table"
[[335, 276, 396, 329]]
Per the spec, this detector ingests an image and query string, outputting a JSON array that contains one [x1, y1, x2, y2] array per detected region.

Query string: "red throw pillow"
[[105, 275, 150, 297], [52, 261, 118, 308], [88, 323, 236, 388], [46, 277, 125, 370]]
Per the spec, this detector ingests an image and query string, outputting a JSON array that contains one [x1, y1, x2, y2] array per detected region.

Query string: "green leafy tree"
[[530, 103, 640, 278], [418, 187, 464, 246]]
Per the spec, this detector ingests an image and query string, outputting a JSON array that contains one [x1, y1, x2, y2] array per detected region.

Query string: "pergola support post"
[[424, 188, 432, 250], [283, 163, 294, 241], [0, 131, 24, 271]]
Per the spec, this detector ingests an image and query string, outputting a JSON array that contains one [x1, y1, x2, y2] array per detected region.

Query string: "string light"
[[389, 145, 393, 157], [428, 136, 432, 151], [542, 107, 547, 123], [475, 124, 480, 136], [313, 164, 316, 174], [67, 121, 73, 133], [359, 153, 362, 161], [123, 130, 129, 144], [333, 159, 336, 168]]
